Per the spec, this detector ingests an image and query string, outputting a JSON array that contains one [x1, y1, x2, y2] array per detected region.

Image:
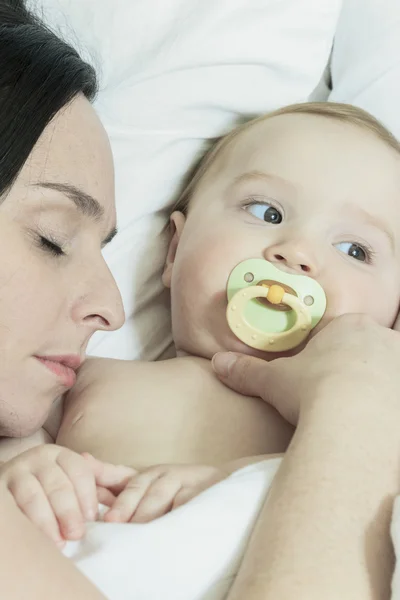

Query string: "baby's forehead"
[[199, 113, 400, 234], [213, 113, 400, 198], [224, 112, 394, 163]]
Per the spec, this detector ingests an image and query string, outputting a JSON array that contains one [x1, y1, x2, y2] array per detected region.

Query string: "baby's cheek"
[[170, 233, 242, 352], [356, 287, 398, 327], [170, 247, 218, 334], [325, 281, 398, 328], [175, 231, 234, 290]]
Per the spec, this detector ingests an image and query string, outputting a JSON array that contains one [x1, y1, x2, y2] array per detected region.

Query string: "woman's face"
[[0, 95, 124, 437]]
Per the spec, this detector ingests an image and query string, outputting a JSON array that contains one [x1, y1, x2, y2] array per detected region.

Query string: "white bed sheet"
[[64, 459, 280, 600], [63, 457, 400, 599], [30, 0, 342, 362]]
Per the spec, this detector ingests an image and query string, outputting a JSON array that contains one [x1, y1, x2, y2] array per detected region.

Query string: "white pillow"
[[329, 0, 400, 138], [31, 0, 341, 360]]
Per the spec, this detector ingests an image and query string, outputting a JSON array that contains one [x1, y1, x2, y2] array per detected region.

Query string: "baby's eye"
[[245, 202, 283, 224], [335, 242, 368, 262]]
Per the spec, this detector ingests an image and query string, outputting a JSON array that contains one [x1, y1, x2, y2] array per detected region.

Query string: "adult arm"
[[213, 315, 400, 600], [0, 483, 106, 600], [227, 393, 398, 600]]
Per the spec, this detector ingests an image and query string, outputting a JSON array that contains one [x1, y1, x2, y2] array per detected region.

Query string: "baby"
[[3, 101, 400, 542]]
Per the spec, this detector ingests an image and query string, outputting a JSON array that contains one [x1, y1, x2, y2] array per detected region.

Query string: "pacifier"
[[226, 259, 326, 352]]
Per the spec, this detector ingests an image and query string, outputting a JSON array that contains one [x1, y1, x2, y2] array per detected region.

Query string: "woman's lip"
[[35, 357, 77, 388], [39, 355, 83, 370]]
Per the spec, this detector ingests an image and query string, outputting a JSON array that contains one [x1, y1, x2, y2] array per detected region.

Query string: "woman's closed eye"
[[37, 234, 65, 257], [334, 241, 375, 264], [243, 199, 283, 224]]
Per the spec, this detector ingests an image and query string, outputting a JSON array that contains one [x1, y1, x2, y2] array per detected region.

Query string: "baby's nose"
[[264, 241, 318, 276]]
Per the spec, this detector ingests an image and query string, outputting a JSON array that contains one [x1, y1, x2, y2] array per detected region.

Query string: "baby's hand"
[[103, 464, 229, 524], [0, 445, 134, 547]]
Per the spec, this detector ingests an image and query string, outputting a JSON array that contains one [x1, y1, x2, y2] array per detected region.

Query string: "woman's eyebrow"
[[33, 181, 104, 219], [32, 181, 117, 246]]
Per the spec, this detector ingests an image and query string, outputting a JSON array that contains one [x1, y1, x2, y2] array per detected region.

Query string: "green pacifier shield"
[[227, 259, 326, 336]]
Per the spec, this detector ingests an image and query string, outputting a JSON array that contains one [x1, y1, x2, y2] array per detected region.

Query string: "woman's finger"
[[8, 473, 64, 547], [82, 453, 136, 494], [57, 451, 98, 523], [212, 352, 280, 401], [212, 351, 299, 423], [35, 463, 86, 541]]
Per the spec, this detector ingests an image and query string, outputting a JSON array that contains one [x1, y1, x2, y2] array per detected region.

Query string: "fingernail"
[[65, 522, 85, 539], [212, 352, 237, 378]]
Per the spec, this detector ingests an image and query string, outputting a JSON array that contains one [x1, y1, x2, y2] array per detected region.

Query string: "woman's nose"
[[264, 240, 319, 276], [72, 264, 125, 332]]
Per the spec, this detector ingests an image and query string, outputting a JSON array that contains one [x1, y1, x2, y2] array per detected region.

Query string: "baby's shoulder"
[[78, 355, 213, 384], [74, 357, 154, 391], [68, 355, 224, 410]]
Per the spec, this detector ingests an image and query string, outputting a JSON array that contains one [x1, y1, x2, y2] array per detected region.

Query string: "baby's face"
[[164, 113, 400, 360]]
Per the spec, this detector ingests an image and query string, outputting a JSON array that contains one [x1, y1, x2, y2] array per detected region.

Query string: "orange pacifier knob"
[[266, 284, 285, 305]]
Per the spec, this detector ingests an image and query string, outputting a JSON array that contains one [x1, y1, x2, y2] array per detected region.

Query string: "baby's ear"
[[162, 212, 186, 288]]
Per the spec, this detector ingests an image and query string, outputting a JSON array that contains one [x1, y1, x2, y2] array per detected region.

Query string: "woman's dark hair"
[[0, 0, 98, 197]]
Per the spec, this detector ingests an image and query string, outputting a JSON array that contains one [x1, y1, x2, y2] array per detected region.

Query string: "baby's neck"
[[162, 343, 203, 361]]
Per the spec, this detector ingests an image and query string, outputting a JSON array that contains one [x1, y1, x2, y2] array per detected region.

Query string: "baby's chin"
[[174, 308, 337, 361], [175, 328, 307, 362], [227, 338, 306, 362]]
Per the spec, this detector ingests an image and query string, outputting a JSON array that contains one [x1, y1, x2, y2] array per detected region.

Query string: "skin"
[[215, 315, 400, 599], [0, 94, 129, 598], [164, 113, 400, 360], [0, 482, 107, 600], [54, 113, 400, 598], [0, 95, 124, 438], [54, 111, 400, 534], [7, 110, 397, 595]]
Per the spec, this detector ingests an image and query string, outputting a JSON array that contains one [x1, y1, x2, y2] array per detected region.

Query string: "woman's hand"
[[213, 314, 400, 426], [218, 314, 400, 600], [0, 445, 134, 547]]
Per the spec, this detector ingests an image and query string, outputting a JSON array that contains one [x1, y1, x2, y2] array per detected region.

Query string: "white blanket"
[[31, 0, 341, 362], [63, 458, 400, 599], [63, 459, 280, 600]]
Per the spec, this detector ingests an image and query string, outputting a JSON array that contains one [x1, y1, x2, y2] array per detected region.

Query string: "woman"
[[1, 3, 399, 600], [0, 1, 123, 597]]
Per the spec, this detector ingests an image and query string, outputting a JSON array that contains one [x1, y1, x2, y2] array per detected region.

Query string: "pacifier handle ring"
[[227, 285, 312, 352]]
